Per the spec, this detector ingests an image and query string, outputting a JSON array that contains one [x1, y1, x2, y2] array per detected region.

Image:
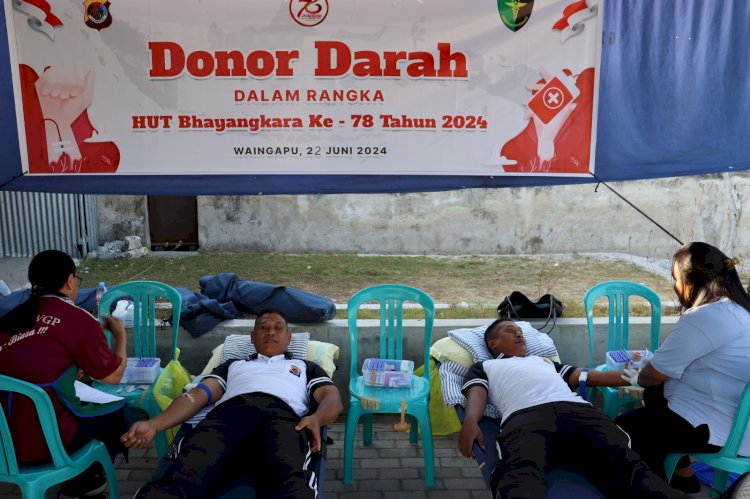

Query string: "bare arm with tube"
[[120, 377, 225, 448], [567, 367, 631, 389]]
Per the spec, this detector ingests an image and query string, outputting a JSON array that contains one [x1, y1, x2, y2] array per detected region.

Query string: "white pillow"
[[448, 322, 557, 363], [200, 344, 224, 375], [219, 332, 310, 364], [430, 337, 474, 369], [307, 340, 339, 378]]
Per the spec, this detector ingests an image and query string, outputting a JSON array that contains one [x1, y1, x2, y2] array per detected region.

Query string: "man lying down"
[[121, 309, 342, 498], [458, 318, 688, 499]]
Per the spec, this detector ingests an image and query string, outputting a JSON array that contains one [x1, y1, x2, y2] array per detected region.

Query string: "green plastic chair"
[[0, 374, 120, 498], [584, 280, 661, 419], [94, 280, 182, 458], [343, 284, 436, 487], [665, 380, 750, 498]]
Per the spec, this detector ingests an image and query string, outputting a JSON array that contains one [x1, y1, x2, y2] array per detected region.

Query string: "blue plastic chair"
[[343, 284, 436, 486], [94, 280, 183, 458], [584, 281, 661, 419], [0, 374, 120, 498], [665, 380, 750, 498]]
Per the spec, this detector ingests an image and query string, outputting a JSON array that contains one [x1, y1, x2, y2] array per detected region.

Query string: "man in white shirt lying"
[[458, 318, 688, 499], [121, 309, 342, 498]]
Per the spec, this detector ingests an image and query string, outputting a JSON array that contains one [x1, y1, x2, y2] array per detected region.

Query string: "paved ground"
[[0, 421, 715, 499], [0, 422, 489, 499]]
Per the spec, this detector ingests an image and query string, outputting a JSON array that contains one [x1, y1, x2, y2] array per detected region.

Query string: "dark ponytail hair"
[[0, 250, 76, 333], [672, 242, 750, 315]]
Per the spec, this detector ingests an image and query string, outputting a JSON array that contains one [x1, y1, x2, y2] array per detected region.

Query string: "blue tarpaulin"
[[1, 0, 748, 194]]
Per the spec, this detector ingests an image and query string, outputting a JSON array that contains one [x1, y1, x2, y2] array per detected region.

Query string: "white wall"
[[98, 171, 749, 260]]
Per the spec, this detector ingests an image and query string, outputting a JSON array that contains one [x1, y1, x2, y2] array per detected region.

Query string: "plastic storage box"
[[122, 357, 161, 383], [605, 349, 653, 371], [362, 358, 414, 388]]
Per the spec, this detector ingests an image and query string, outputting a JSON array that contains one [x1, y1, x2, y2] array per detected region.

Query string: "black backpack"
[[497, 291, 563, 333]]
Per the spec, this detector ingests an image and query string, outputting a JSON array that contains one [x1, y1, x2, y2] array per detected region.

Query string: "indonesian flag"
[[552, 0, 598, 43], [12, 0, 63, 40]]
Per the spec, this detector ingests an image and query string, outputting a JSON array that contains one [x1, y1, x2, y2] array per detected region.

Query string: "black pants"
[[615, 385, 721, 478], [493, 401, 688, 499], [138, 393, 314, 499]]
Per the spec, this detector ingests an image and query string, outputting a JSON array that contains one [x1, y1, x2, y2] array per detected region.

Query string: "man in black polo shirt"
[[458, 318, 687, 499], [121, 309, 342, 498]]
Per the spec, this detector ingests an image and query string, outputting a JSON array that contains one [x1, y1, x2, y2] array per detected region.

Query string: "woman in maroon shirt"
[[0, 250, 128, 497]]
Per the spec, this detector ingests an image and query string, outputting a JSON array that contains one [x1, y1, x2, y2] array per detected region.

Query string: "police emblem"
[[496, 0, 534, 32], [83, 1, 113, 31]]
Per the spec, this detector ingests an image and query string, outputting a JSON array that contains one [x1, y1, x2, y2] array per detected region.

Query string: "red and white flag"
[[552, 0, 597, 43], [12, 0, 63, 40]]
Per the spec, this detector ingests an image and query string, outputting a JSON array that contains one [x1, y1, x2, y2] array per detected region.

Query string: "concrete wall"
[[97, 196, 150, 244], [98, 172, 749, 260], [163, 317, 679, 412]]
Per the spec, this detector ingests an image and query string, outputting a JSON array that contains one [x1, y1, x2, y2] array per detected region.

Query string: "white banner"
[[6, 0, 601, 176]]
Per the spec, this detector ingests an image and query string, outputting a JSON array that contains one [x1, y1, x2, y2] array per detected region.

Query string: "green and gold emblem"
[[497, 0, 535, 32]]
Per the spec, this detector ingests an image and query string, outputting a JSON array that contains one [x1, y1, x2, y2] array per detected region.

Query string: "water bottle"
[[95, 282, 107, 307]]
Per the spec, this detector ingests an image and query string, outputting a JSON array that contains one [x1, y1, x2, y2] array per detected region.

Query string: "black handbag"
[[497, 291, 563, 333]]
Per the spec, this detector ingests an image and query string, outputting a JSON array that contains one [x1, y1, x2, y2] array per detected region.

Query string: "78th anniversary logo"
[[290, 0, 329, 27]]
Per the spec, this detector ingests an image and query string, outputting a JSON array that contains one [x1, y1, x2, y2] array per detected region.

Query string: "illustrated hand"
[[295, 415, 322, 453], [458, 421, 484, 459], [120, 420, 157, 448], [620, 368, 642, 388], [35, 66, 93, 165], [525, 68, 577, 162], [36, 66, 93, 123]]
